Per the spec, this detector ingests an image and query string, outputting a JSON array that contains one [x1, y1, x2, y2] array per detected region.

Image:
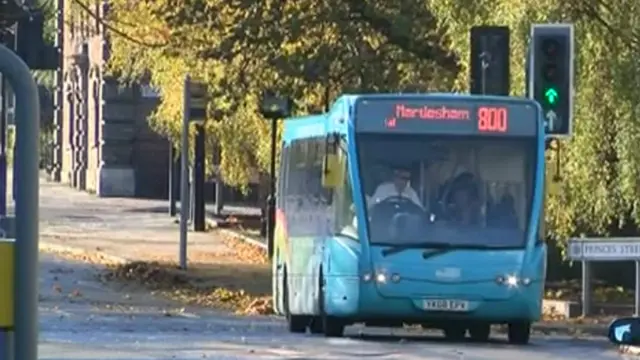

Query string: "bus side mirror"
[[322, 153, 341, 189]]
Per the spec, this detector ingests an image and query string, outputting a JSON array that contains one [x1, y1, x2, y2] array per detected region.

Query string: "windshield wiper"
[[380, 242, 494, 257], [380, 242, 453, 257], [422, 244, 497, 259]]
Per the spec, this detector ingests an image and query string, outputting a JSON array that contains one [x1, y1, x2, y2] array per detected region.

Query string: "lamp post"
[[259, 92, 292, 258]]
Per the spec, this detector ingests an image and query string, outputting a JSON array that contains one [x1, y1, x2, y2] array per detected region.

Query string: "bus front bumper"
[[324, 278, 543, 324]]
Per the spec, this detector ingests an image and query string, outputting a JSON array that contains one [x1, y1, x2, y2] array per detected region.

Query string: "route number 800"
[[477, 107, 508, 133]]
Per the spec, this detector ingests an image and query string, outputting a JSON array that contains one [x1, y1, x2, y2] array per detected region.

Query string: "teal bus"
[[271, 93, 546, 344]]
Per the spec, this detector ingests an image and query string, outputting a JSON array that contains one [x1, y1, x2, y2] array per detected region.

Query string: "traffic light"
[[529, 24, 574, 138], [469, 26, 510, 96]]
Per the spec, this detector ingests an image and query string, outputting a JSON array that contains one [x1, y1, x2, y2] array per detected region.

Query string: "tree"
[[101, 0, 640, 242], [425, 0, 640, 242], [103, 0, 458, 190]]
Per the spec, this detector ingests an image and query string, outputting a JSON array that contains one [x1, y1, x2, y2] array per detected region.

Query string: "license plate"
[[422, 299, 469, 312]]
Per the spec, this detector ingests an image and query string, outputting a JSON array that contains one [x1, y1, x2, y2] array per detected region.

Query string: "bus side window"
[[538, 182, 546, 244], [277, 141, 289, 211], [332, 150, 357, 240], [285, 139, 306, 235], [312, 137, 332, 205]]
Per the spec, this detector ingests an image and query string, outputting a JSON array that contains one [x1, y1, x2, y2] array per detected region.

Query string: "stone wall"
[[55, 0, 169, 198]]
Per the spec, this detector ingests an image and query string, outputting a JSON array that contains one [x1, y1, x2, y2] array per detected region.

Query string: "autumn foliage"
[[97, 0, 640, 242]]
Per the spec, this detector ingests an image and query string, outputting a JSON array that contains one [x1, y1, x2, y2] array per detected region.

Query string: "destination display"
[[354, 97, 539, 136]]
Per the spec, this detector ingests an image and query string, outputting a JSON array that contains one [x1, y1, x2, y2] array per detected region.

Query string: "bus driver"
[[367, 167, 423, 208]]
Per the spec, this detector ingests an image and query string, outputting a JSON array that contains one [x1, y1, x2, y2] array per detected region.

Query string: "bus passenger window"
[[334, 157, 358, 240]]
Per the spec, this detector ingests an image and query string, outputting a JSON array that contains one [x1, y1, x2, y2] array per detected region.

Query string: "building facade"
[[50, 0, 170, 198]]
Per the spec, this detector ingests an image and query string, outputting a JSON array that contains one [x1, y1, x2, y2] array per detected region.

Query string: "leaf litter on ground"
[[99, 235, 273, 315]]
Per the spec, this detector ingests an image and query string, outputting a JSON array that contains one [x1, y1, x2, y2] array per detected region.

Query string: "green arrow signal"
[[544, 88, 559, 105]]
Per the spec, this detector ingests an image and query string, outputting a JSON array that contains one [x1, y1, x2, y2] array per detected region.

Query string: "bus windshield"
[[356, 133, 536, 248]]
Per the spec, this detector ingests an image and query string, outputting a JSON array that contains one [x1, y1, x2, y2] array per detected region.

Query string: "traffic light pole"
[[179, 76, 191, 270], [266, 117, 277, 258], [168, 143, 179, 217], [0, 43, 41, 360], [192, 123, 205, 232]]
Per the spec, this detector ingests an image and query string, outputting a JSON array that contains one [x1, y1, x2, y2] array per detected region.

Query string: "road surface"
[[29, 176, 627, 359], [37, 254, 625, 360]]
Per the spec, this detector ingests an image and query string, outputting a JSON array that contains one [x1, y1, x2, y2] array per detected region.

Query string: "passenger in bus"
[[368, 167, 423, 208], [489, 193, 519, 228], [446, 172, 481, 226]]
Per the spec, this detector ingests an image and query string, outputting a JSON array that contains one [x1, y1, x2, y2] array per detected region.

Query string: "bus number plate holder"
[[422, 299, 469, 312]]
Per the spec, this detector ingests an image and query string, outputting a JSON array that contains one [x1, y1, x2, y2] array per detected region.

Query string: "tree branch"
[[344, 1, 460, 75]]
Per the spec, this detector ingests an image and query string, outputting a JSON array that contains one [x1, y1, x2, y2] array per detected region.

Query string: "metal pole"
[[0, 75, 7, 216], [168, 143, 178, 217], [581, 261, 591, 317], [0, 43, 41, 360], [193, 123, 205, 231], [214, 177, 223, 215], [213, 146, 223, 215], [635, 261, 640, 316], [179, 75, 190, 270], [189, 168, 194, 224], [266, 117, 277, 258]]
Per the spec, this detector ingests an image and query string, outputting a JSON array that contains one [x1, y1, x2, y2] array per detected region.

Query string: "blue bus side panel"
[[278, 114, 328, 316], [323, 236, 361, 317]]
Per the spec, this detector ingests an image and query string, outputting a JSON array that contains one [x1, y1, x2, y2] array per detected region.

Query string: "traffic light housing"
[[469, 26, 510, 96], [529, 24, 574, 138]]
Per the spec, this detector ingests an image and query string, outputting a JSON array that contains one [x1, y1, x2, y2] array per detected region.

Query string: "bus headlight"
[[375, 273, 387, 283], [505, 275, 519, 287], [495, 274, 532, 287]]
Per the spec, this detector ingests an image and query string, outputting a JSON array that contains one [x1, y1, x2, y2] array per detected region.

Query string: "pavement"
[[35, 173, 260, 263], [17, 174, 634, 358], [37, 253, 628, 360]]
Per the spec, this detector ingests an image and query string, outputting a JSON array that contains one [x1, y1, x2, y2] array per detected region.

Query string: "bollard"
[[0, 239, 14, 360], [0, 43, 41, 360]]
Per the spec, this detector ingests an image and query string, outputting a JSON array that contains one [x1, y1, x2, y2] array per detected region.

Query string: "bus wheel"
[[318, 271, 344, 337], [443, 326, 466, 341], [468, 323, 491, 342], [507, 322, 531, 345], [309, 273, 326, 334], [283, 270, 307, 333], [309, 317, 324, 334]]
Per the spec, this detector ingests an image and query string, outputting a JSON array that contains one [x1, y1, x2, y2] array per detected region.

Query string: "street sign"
[[568, 238, 640, 261], [568, 237, 640, 318], [188, 81, 207, 121]]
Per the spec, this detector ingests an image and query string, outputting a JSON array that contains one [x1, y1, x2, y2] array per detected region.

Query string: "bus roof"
[[336, 93, 536, 105], [281, 93, 541, 141], [282, 114, 326, 142]]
